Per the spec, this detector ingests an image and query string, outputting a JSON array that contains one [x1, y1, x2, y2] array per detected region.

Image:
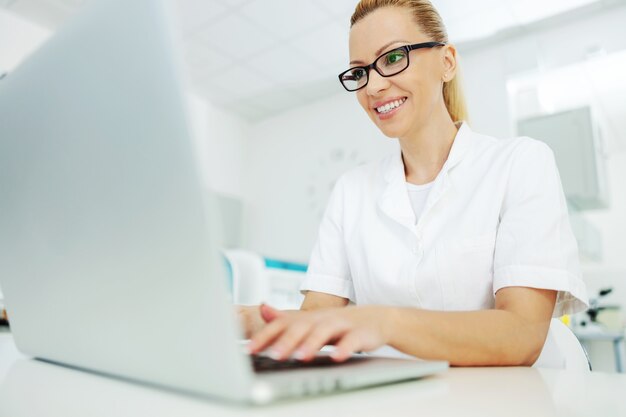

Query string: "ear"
[[441, 44, 458, 82]]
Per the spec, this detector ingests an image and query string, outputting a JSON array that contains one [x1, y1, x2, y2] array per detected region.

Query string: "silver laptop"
[[0, 0, 447, 404]]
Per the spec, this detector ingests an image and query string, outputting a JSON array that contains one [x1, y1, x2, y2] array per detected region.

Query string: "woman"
[[241, 0, 588, 367]]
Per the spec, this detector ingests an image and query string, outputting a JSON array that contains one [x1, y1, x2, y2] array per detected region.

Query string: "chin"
[[379, 127, 403, 138], [374, 120, 408, 139]]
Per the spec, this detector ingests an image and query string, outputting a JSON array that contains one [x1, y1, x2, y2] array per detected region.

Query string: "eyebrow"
[[349, 40, 410, 65]]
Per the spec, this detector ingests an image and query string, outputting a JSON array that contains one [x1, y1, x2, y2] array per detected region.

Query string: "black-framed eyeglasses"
[[338, 41, 445, 92]]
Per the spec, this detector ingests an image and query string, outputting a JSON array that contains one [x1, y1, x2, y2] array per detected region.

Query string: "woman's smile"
[[373, 96, 408, 120]]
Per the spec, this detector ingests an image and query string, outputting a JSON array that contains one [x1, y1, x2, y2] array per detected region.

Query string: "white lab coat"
[[300, 122, 589, 367]]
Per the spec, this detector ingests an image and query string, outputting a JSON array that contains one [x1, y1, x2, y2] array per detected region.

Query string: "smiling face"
[[349, 6, 455, 139]]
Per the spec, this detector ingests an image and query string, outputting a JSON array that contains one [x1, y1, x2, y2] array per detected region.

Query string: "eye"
[[350, 68, 366, 80], [385, 50, 406, 65]]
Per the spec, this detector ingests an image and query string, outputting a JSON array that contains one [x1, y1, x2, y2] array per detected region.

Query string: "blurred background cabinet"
[[518, 107, 610, 210]]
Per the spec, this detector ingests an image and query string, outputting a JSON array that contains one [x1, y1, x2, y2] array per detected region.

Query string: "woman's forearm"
[[385, 307, 550, 366], [300, 291, 349, 311]]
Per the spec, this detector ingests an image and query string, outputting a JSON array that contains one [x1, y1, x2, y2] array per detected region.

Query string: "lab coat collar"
[[377, 122, 474, 228], [381, 121, 473, 184], [441, 121, 473, 174]]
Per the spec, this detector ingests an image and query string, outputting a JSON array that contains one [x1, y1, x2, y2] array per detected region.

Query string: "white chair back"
[[222, 249, 269, 305], [223, 250, 306, 310], [534, 319, 590, 371]]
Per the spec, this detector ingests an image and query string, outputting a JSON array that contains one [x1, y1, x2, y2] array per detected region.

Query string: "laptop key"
[[251, 354, 367, 373]]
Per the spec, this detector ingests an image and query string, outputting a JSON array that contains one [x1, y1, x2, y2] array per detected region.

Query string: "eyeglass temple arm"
[[407, 41, 446, 51]]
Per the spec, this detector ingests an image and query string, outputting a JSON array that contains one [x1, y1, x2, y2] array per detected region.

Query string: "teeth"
[[376, 98, 406, 114]]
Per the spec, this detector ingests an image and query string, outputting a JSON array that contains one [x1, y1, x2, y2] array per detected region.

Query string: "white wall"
[[187, 94, 247, 198], [242, 93, 397, 262]]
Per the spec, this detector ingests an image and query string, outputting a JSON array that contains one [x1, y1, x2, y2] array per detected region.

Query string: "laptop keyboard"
[[251, 354, 367, 373]]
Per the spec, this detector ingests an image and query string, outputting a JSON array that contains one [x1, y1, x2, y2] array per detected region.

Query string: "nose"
[[365, 68, 390, 96]]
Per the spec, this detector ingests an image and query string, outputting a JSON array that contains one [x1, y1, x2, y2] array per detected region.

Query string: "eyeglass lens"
[[340, 48, 409, 91]]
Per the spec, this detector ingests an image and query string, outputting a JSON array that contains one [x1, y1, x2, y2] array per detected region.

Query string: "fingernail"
[[330, 349, 343, 360], [268, 348, 282, 360], [293, 349, 306, 360]]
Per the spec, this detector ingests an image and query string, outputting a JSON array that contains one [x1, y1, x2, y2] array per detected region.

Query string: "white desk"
[[0, 333, 624, 417]]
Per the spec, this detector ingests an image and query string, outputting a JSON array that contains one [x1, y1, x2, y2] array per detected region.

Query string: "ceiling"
[[0, 0, 614, 121]]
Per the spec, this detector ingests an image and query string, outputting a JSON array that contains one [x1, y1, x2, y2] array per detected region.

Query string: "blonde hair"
[[350, 0, 468, 123]]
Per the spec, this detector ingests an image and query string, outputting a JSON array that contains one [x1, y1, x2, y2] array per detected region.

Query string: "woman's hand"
[[247, 304, 396, 362], [236, 304, 299, 339], [236, 305, 266, 339]]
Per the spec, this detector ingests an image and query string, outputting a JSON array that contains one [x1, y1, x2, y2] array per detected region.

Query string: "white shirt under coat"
[[300, 122, 589, 367]]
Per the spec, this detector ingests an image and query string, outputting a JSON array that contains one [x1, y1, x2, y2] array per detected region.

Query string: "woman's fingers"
[[248, 317, 290, 355], [249, 312, 341, 359], [295, 321, 350, 361], [235, 305, 258, 339], [330, 331, 363, 362], [248, 308, 380, 363], [265, 321, 312, 360]]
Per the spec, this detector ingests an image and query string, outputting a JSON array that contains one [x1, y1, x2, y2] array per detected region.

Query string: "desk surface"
[[0, 333, 624, 417]]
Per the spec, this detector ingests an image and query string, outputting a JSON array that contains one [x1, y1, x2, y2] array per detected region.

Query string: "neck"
[[399, 109, 459, 185]]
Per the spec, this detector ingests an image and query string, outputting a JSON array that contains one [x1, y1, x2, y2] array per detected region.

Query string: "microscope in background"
[[577, 288, 622, 330], [573, 287, 625, 373]]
